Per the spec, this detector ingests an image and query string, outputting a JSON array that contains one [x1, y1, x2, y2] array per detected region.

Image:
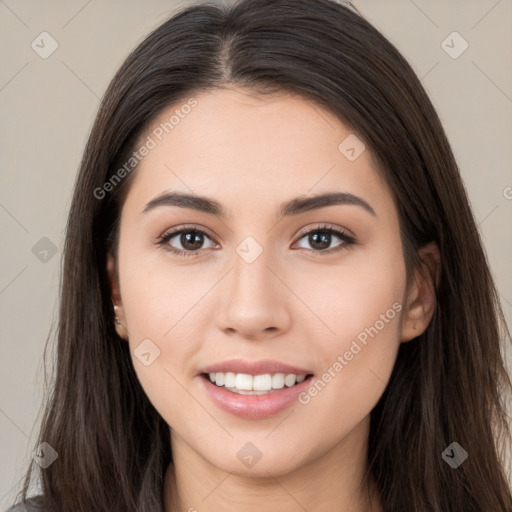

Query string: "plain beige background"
[[1, 0, 511, 507]]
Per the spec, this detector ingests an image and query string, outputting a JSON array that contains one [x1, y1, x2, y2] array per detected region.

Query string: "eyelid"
[[156, 223, 217, 242], [294, 222, 354, 240]]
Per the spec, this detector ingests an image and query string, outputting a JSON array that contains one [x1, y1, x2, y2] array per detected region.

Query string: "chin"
[[203, 437, 312, 478]]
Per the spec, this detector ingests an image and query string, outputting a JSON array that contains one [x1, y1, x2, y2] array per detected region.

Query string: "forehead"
[[123, 87, 394, 220]]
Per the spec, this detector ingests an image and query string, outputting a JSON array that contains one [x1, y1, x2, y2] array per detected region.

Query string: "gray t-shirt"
[[4, 496, 44, 511]]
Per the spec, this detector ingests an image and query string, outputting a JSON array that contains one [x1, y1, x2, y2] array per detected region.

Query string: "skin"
[[107, 87, 439, 512]]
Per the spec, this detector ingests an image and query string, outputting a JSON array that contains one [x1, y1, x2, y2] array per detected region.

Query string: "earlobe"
[[113, 308, 130, 340], [401, 242, 440, 342], [106, 253, 129, 341]]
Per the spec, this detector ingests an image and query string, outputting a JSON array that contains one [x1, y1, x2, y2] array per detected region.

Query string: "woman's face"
[[109, 87, 412, 478]]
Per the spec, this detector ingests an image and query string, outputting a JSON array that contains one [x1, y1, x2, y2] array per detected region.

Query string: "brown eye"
[[177, 231, 206, 251], [294, 225, 356, 254], [157, 227, 217, 257]]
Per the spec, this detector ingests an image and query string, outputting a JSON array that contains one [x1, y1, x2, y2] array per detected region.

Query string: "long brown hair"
[[16, 0, 512, 510]]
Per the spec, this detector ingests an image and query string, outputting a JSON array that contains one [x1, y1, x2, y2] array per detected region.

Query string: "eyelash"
[[156, 224, 356, 258]]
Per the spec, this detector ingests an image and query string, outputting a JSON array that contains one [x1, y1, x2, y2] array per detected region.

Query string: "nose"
[[215, 244, 291, 341]]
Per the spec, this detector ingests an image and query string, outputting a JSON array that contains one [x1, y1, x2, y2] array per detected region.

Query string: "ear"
[[107, 253, 129, 340], [401, 241, 440, 342]]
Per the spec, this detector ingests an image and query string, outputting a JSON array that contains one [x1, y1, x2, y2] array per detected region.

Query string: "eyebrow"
[[142, 190, 376, 218]]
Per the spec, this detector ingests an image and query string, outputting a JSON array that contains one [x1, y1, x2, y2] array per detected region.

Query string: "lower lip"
[[200, 374, 314, 419]]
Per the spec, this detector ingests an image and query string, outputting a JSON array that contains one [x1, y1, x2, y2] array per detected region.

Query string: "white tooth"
[[253, 374, 272, 391], [235, 373, 253, 390], [284, 374, 297, 387], [210, 372, 306, 391], [272, 373, 285, 389], [224, 372, 236, 388]]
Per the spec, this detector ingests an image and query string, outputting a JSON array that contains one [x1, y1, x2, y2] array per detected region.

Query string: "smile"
[[200, 373, 315, 419]]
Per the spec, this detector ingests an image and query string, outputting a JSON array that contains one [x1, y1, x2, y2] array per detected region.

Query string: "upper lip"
[[199, 359, 313, 376]]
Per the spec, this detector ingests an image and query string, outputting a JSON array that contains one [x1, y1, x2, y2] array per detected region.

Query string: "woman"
[[8, 0, 512, 510]]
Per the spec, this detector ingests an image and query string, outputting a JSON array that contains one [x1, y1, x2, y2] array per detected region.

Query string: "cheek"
[[117, 243, 212, 416], [294, 234, 405, 349], [295, 243, 405, 429], [118, 231, 213, 346]]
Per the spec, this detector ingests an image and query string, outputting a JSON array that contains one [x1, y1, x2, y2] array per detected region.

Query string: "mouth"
[[201, 371, 314, 395], [200, 371, 315, 419], [198, 359, 315, 418]]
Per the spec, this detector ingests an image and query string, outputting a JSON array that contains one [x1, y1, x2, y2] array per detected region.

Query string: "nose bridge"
[[215, 234, 290, 337], [231, 235, 278, 306]]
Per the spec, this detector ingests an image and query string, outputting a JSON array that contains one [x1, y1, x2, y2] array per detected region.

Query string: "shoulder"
[[4, 496, 45, 511]]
